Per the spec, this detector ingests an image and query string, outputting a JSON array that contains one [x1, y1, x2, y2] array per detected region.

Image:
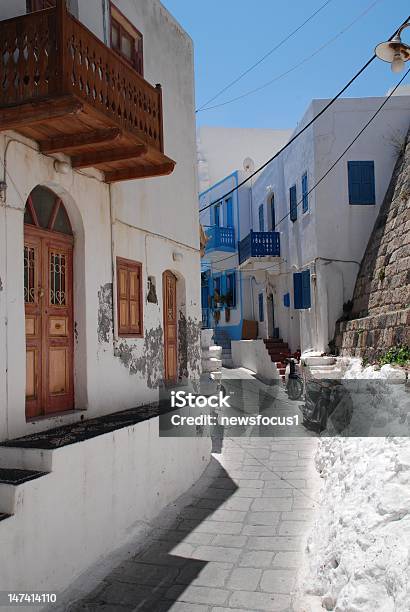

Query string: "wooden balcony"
[[0, 0, 175, 182]]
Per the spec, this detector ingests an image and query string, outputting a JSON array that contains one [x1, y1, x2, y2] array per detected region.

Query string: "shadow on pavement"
[[64, 456, 237, 611]]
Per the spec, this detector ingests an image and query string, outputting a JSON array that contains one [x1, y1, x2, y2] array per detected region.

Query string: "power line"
[[198, 13, 410, 218], [199, 0, 383, 113], [203, 66, 410, 275], [196, 0, 334, 112]]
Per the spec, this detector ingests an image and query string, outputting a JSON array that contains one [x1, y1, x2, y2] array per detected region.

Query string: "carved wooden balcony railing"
[[0, 0, 175, 182]]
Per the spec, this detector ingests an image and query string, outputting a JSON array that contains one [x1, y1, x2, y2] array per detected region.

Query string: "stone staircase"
[[213, 328, 233, 367], [201, 329, 222, 373], [263, 338, 292, 382]]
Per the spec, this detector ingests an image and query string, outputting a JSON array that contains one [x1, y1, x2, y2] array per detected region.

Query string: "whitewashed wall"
[[0, 0, 202, 441]]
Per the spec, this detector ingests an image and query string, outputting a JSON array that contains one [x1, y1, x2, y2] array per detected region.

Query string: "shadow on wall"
[[60, 457, 237, 611]]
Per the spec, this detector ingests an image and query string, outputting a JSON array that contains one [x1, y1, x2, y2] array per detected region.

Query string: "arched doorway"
[[24, 186, 74, 419], [163, 270, 177, 382]]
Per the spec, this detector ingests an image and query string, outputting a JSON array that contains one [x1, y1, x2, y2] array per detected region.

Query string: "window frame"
[[110, 2, 144, 75], [116, 257, 143, 338]]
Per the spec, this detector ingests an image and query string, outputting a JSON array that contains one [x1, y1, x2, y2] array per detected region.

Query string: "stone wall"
[[335, 127, 410, 360]]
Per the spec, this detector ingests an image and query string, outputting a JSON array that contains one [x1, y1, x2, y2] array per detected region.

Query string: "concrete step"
[[0, 446, 53, 472], [202, 357, 222, 372], [0, 467, 48, 515]]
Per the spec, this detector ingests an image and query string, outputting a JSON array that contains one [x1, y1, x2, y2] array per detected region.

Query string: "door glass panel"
[[31, 186, 56, 229], [24, 206, 35, 226], [50, 251, 67, 306], [111, 22, 119, 49], [53, 205, 72, 235], [24, 246, 36, 303]]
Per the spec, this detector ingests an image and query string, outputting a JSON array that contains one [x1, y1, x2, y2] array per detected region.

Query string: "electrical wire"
[[199, 0, 383, 113], [196, 0, 334, 112], [198, 14, 410, 218], [203, 66, 410, 276]]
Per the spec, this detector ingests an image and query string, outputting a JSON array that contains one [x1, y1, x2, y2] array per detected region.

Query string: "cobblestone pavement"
[[59, 372, 320, 612]]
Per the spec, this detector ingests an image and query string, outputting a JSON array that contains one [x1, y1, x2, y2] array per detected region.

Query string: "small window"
[[258, 204, 265, 232], [348, 161, 375, 205], [289, 185, 297, 222], [293, 270, 311, 309], [110, 3, 143, 75], [302, 173, 308, 213], [117, 258, 143, 337], [258, 293, 264, 322], [226, 272, 236, 308]]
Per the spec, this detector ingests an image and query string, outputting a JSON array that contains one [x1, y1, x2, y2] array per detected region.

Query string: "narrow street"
[[57, 370, 320, 612]]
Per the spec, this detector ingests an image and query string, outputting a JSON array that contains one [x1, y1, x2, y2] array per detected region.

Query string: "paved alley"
[[56, 376, 320, 612]]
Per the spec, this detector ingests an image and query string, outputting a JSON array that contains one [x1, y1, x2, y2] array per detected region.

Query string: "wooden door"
[[24, 188, 74, 418], [163, 271, 177, 382]]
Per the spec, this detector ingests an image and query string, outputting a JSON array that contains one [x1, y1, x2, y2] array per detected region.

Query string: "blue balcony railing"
[[205, 226, 235, 252], [238, 231, 280, 265]]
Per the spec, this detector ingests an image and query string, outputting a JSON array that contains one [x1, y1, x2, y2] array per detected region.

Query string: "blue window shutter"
[[290, 185, 297, 222], [293, 273, 303, 309], [283, 293, 290, 308], [348, 161, 375, 205], [258, 293, 264, 322], [302, 173, 308, 213], [225, 197, 233, 227], [258, 204, 265, 231], [301, 270, 311, 308], [226, 272, 236, 307]]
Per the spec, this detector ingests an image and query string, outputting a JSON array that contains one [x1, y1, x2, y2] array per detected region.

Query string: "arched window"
[[24, 186, 72, 235]]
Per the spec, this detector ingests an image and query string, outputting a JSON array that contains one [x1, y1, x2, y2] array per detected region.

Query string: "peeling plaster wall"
[[0, 0, 202, 441]]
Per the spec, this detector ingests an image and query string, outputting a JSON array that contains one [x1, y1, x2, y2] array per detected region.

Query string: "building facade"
[[201, 95, 410, 357], [0, 0, 210, 593]]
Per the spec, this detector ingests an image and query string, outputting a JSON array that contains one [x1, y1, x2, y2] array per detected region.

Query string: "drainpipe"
[[102, 0, 109, 44], [108, 183, 116, 344]]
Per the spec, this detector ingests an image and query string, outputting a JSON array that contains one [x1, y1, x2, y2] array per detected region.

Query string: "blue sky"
[[163, 0, 410, 130]]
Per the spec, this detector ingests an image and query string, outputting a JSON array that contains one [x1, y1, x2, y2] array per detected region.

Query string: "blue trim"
[[199, 171, 238, 199], [283, 292, 290, 308], [258, 293, 264, 322]]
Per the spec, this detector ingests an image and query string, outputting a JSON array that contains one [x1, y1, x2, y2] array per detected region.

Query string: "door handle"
[[38, 287, 44, 298]]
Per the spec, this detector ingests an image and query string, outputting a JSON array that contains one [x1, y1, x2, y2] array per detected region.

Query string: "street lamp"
[[375, 21, 410, 73]]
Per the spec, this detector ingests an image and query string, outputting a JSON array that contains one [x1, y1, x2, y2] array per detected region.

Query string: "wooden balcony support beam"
[[0, 96, 83, 131], [39, 128, 122, 154], [104, 161, 175, 183], [71, 146, 148, 169]]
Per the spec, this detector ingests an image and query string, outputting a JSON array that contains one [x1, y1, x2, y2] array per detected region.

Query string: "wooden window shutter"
[[117, 258, 143, 337], [258, 204, 265, 232]]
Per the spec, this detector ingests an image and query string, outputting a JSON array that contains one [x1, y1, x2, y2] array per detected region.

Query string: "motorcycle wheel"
[[287, 377, 304, 401]]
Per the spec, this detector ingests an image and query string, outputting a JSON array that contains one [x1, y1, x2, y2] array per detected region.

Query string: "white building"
[[197, 126, 292, 193], [202, 95, 410, 364], [0, 0, 209, 594]]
